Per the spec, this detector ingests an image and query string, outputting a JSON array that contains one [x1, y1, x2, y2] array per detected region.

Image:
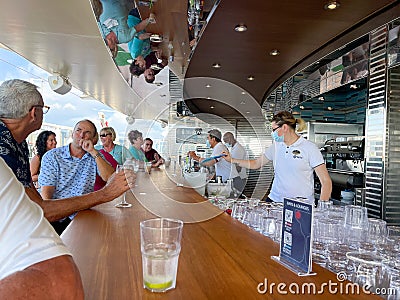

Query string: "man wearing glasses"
[[0, 79, 134, 296], [0, 79, 135, 227], [39, 119, 116, 234]]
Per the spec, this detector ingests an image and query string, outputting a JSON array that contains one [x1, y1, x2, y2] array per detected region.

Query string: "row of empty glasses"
[[208, 196, 283, 243], [314, 202, 400, 298], [209, 197, 400, 298]]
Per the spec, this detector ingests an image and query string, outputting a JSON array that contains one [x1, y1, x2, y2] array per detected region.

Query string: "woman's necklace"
[[104, 144, 115, 155], [286, 135, 300, 146]]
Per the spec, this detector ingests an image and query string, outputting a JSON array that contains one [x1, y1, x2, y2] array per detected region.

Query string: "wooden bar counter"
[[62, 168, 378, 299]]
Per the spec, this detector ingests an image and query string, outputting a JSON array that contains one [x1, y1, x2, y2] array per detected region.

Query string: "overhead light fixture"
[[327, 106, 333, 111], [269, 49, 280, 56], [241, 91, 246, 95], [212, 63, 221, 69], [246, 111, 250, 114], [234, 24, 247, 32], [240, 101, 246, 105], [210, 105, 215, 109], [207, 97, 211, 99], [299, 105, 305, 110], [247, 75, 255, 81], [205, 84, 211, 88], [324, 1, 340, 10], [350, 84, 358, 89], [318, 96, 325, 101]]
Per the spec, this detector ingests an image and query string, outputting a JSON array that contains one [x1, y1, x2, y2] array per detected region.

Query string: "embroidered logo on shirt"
[[292, 149, 303, 159]]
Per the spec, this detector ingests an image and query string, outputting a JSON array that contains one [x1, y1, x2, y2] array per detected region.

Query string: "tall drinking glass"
[[115, 165, 132, 208], [140, 218, 183, 292]]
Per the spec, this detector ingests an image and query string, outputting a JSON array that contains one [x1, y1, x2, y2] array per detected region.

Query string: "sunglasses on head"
[[100, 133, 112, 137]]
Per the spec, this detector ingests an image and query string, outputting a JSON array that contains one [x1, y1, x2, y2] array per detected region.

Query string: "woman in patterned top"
[[30, 130, 57, 187]]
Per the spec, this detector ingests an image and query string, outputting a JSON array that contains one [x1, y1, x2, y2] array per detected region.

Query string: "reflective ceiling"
[[0, 0, 399, 121]]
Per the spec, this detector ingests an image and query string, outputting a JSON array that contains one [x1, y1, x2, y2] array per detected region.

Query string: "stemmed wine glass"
[[171, 155, 177, 177], [115, 164, 133, 208], [176, 156, 186, 187]]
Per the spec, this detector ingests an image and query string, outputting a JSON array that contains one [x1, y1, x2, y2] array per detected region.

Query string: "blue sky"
[[0, 48, 165, 142]]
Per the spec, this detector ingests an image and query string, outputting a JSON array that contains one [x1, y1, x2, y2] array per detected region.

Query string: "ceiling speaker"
[[48, 75, 72, 95], [126, 116, 135, 125]]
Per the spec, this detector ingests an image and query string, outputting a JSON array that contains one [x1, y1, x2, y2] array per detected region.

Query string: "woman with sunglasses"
[[95, 127, 132, 165], [223, 111, 332, 204], [30, 130, 57, 188]]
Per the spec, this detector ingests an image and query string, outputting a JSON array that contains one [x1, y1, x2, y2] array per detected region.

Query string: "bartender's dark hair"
[[272, 111, 307, 132]]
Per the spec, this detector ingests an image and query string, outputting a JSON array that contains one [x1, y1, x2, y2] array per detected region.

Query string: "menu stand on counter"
[[271, 197, 316, 277]]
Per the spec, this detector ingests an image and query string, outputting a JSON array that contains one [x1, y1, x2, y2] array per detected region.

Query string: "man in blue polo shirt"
[[0, 79, 135, 234], [39, 119, 115, 234]]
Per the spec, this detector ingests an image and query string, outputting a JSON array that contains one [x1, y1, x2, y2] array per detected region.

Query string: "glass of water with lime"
[[140, 218, 183, 292]]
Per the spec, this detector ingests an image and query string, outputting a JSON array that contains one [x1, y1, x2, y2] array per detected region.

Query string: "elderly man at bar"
[[0, 157, 84, 299], [0, 79, 135, 226], [39, 119, 116, 234]]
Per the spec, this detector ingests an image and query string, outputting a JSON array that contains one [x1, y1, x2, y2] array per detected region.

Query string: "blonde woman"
[[223, 111, 332, 204], [95, 127, 132, 165]]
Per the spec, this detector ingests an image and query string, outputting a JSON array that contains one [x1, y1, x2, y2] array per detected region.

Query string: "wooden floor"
[[62, 168, 379, 299]]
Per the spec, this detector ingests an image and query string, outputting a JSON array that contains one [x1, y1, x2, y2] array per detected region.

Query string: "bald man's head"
[[223, 132, 236, 146]]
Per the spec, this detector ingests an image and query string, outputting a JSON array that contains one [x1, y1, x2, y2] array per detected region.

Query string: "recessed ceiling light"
[[324, 1, 340, 10], [212, 63, 221, 69], [241, 91, 246, 95], [205, 84, 211, 88], [246, 111, 250, 114], [269, 49, 280, 56], [327, 106, 333, 111], [350, 84, 358, 89], [247, 75, 255, 81], [318, 96, 324, 101], [210, 105, 215, 109], [299, 105, 305, 110], [234, 24, 247, 32], [240, 101, 246, 105], [207, 97, 211, 99]]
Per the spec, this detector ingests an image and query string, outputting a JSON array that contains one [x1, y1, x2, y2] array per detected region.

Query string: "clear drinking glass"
[[273, 220, 282, 243], [314, 218, 340, 244], [115, 165, 132, 208], [343, 205, 369, 245], [312, 241, 328, 267], [140, 218, 183, 292], [145, 162, 152, 174], [346, 251, 383, 291], [317, 200, 333, 211], [262, 216, 276, 238], [231, 201, 246, 221], [368, 218, 387, 244], [387, 226, 400, 248], [326, 243, 353, 274]]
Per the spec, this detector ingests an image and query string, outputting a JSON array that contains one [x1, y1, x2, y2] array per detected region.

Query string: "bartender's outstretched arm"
[[222, 151, 269, 169]]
